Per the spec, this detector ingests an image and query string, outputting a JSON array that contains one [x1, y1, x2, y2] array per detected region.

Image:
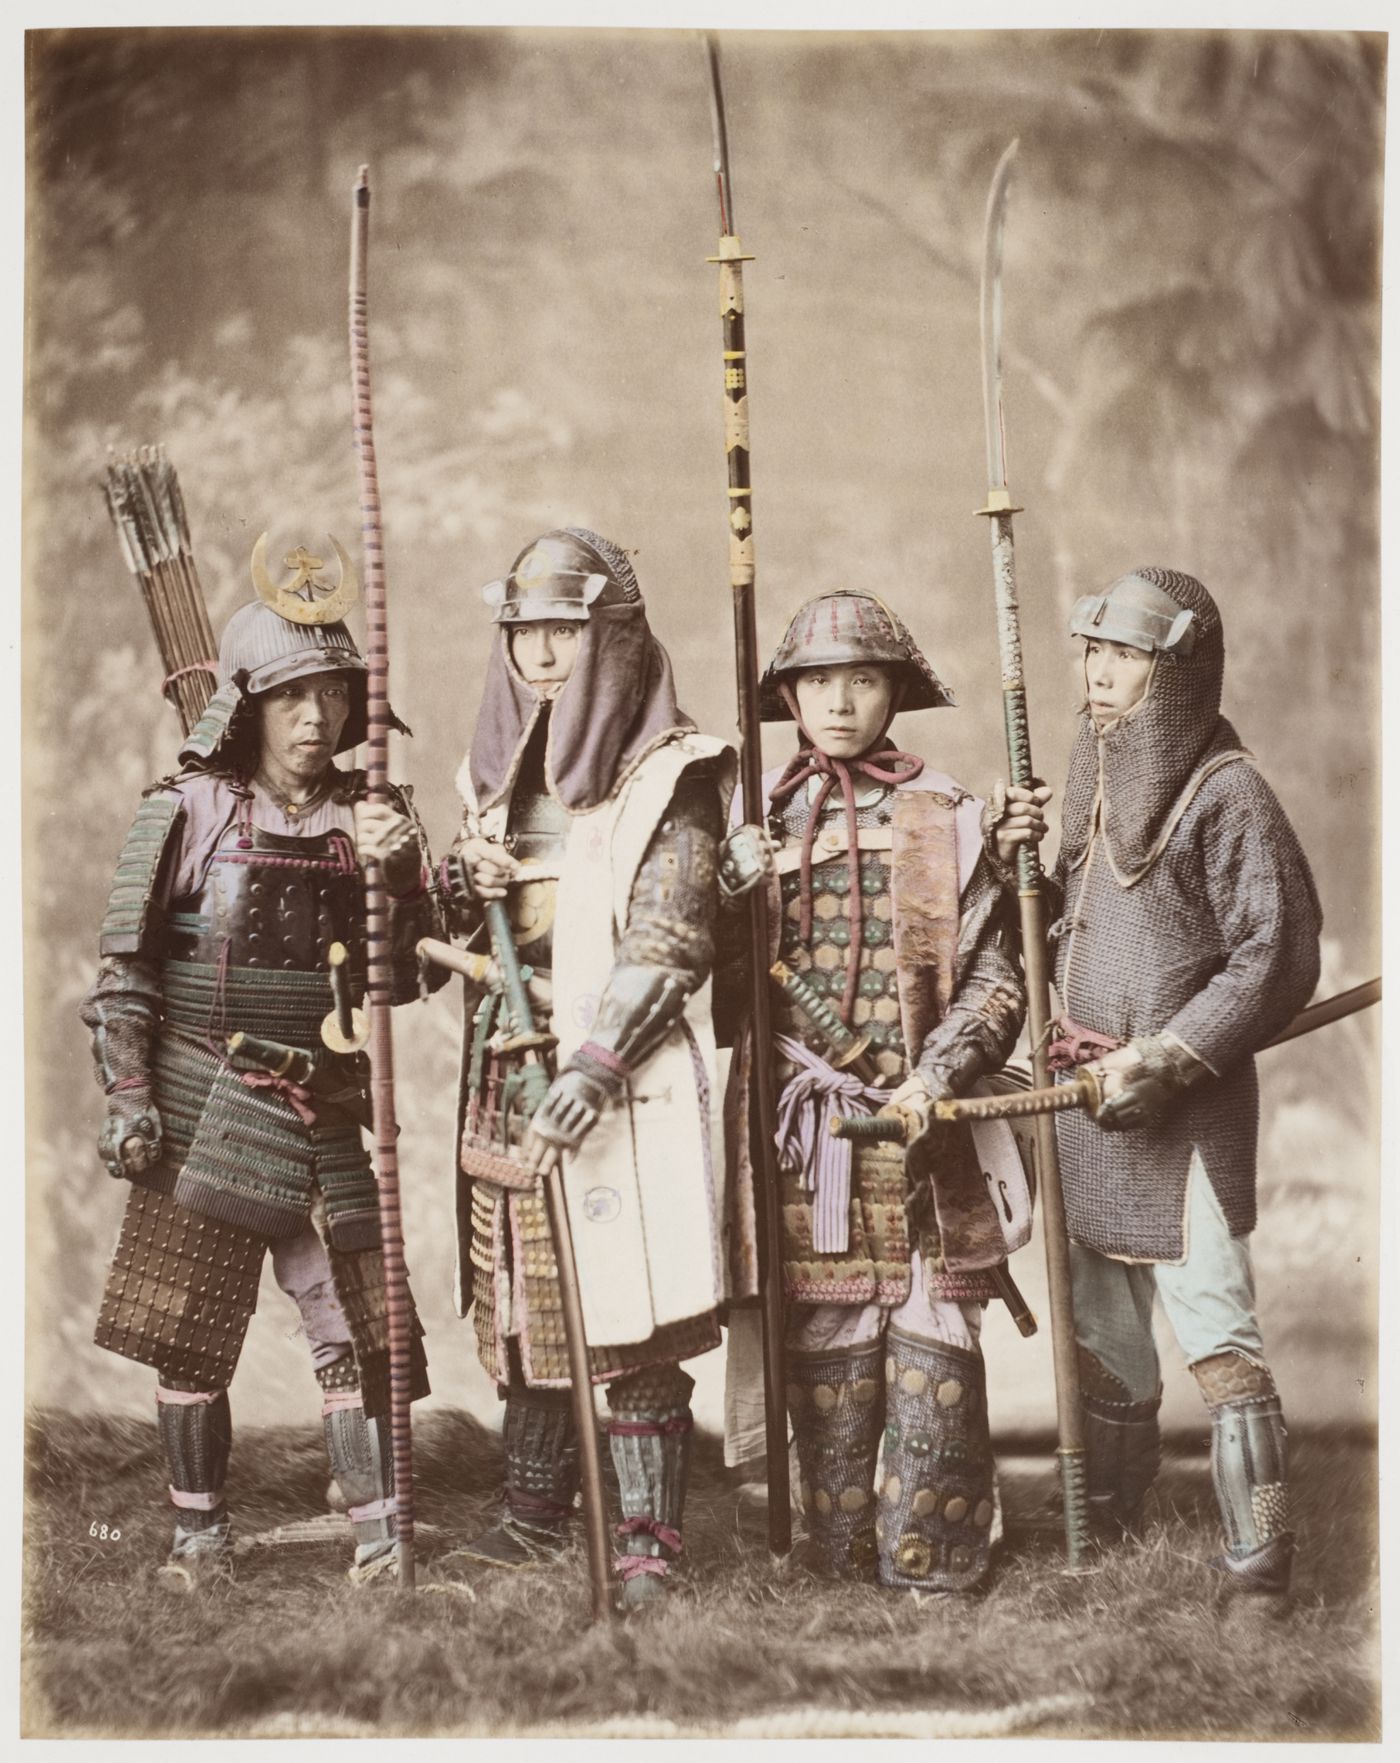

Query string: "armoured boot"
[[458, 1384, 580, 1568], [786, 1342, 883, 1580], [155, 1384, 233, 1590], [1196, 1355, 1293, 1598], [319, 1359, 398, 1584], [877, 1330, 995, 1594], [1079, 1347, 1162, 1538], [606, 1365, 694, 1611]]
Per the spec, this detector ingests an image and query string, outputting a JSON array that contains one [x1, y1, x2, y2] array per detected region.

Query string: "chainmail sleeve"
[[571, 765, 723, 1088], [79, 956, 164, 1097], [913, 852, 1028, 1099], [1158, 768, 1322, 1073]]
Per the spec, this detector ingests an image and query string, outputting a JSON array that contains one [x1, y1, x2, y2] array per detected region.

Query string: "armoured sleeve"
[[383, 782, 449, 1001], [1159, 772, 1322, 1074], [80, 787, 185, 1096], [914, 852, 1028, 1099], [572, 766, 723, 1088]]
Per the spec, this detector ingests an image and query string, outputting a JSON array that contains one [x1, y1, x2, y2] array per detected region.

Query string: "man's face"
[[793, 662, 895, 760], [1083, 638, 1154, 730], [256, 671, 351, 779], [510, 620, 580, 695]]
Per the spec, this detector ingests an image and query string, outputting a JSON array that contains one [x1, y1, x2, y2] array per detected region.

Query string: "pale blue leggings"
[[1070, 1151, 1269, 1402]]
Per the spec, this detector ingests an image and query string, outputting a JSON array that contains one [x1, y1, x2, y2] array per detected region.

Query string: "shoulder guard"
[[99, 793, 182, 957], [176, 682, 246, 767]]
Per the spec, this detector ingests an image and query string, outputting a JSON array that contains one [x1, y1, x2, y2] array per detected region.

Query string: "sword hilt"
[[829, 1113, 908, 1144], [771, 960, 877, 1081], [933, 1071, 1101, 1124]]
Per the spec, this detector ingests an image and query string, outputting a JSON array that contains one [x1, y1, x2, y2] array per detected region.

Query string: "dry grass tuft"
[[23, 1409, 1378, 1740]]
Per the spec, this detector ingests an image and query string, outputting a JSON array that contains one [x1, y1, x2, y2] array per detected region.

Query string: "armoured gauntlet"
[[1091, 1032, 1210, 1131], [717, 823, 774, 901], [99, 1093, 163, 1179], [530, 1059, 618, 1154]]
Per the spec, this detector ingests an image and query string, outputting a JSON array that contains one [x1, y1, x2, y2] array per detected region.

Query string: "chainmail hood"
[[1059, 567, 1243, 884], [468, 528, 695, 814]]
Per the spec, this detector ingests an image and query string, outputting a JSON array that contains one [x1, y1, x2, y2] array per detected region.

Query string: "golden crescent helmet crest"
[[250, 532, 361, 626]]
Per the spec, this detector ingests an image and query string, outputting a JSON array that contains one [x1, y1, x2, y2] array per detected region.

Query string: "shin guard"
[[877, 1330, 994, 1593], [787, 1342, 883, 1579]]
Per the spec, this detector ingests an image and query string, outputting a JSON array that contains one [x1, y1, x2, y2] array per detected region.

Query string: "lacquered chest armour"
[[165, 810, 366, 977]]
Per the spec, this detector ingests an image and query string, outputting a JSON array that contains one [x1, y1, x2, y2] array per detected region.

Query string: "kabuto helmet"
[[758, 590, 954, 721], [481, 526, 642, 624], [1069, 569, 1199, 660], [178, 533, 375, 767]]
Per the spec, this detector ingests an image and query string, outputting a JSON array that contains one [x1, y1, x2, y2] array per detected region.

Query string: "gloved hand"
[[99, 1092, 163, 1178], [717, 824, 774, 901], [981, 778, 1053, 869], [352, 802, 423, 896], [877, 1071, 939, 1145], [1088, 1032, 1209, 1132], [523, 1061, 616, 1170]]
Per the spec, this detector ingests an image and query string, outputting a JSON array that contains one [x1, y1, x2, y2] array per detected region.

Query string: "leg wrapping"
[[322, 1388, 396, 1566], [606, 1365, 694, 1598], [786, 1341, 883, 1580], [877, 1329, 994, 1593], [1079, 1344, 1161, 1533], [156, 1384, 231, 1557], [504, 1383, 581, 1524]]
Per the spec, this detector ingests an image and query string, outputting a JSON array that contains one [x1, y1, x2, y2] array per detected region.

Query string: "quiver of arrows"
[[101, 446, 218, 735]]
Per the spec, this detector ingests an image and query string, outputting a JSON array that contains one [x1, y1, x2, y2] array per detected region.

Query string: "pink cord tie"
[[237, 1068, 318, 1126], [348, 1495, 397, 1524], [1048, 1014, 1124, 1073], [170, 1487, 225, 1511], [615, 1516, 683, 1554], [320, 1389, 365, 1415], [157, 1386, 222, 1406]]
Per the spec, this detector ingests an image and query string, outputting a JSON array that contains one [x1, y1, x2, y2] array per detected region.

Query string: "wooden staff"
[[348, 164, 417, 1592], [704, 32, 791, 1556], [975, 140, 1090, 1567]]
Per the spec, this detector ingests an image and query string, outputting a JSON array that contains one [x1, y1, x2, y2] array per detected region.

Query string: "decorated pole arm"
[[975, 139, 1090, 1565], [348, 164, 416, 1591], [704, 31, 791, 1557]]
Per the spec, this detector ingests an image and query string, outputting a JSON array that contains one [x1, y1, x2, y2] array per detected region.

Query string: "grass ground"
[[23, 1407, 1379, 1741]]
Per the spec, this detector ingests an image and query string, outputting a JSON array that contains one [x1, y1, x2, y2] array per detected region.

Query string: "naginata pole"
[[703, 33, 791, 1556], [975, 140, 1089, 1568], [349, 164, 416, 1592]]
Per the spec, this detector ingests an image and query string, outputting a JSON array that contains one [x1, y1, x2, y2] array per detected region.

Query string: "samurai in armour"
[[440, 527, 733, 1605], [999, 565, 1322, 1599], [81, 554, 443, 1587], [721, 590, 1030, 1594]]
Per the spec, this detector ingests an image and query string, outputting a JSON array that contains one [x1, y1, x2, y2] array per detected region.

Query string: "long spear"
[[976, 140, 1090, 1568], [348, 164, 417, 1591], [703, 34, 791, 1556]]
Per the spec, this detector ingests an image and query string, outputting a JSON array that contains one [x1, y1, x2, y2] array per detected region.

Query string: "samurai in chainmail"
[[998, 566, 1322, 1601], [80, 551, 444, 1588], [719, 591, 1030, 1594], [440, 528, 733, 1607]]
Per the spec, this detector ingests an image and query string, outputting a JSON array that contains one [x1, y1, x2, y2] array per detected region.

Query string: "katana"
[[976, 140, 1090, 1566], [100, 446, 219, 734], [703, 32, 791, 1556], [348, 164, 417, 1591], [930, 977, 1382, 1126]]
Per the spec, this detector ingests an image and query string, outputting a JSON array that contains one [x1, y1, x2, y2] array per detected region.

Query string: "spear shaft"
[[976, 140, 1090, 1567], [349, 164, 416, 1592], [704, 33, 791, 1556]]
